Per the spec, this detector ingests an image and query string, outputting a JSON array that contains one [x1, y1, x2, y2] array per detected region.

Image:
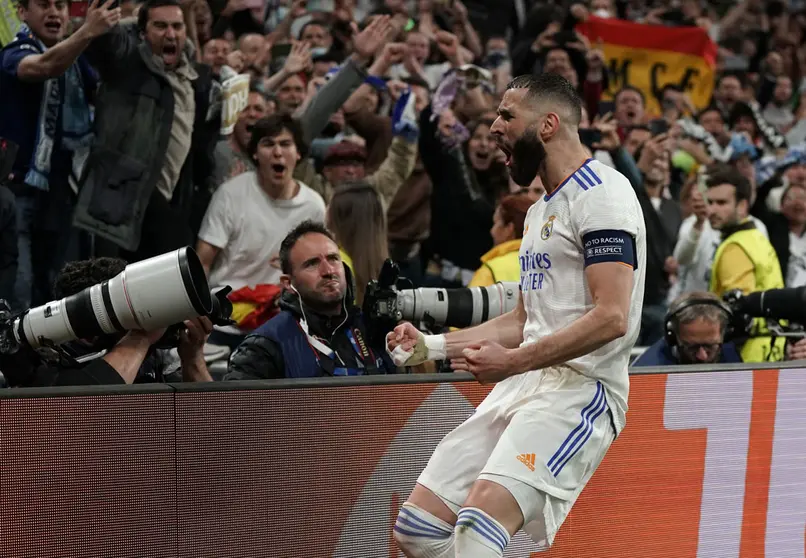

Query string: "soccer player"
[[387, 73, 647, 557]]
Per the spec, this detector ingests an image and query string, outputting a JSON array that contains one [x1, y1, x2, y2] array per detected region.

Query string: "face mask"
[[310, 46, 329, 58], [594, 9, 612, 18]]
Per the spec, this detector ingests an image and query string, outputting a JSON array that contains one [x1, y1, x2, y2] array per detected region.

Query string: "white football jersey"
[[518, 158, 646, 434]]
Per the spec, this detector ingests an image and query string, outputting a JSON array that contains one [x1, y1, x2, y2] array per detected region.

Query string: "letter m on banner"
[[577, 16, 718, 116]]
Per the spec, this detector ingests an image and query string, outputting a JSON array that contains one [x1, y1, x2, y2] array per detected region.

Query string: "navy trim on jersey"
[[544, 158, 598, 201]]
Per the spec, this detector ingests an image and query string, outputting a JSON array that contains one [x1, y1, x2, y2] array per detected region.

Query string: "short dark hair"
[[506, 73, 582, 126], [614, 85, 646, 105], [248, 81, 274, 103], [717, 70, 747, 89], [137, 0, 183, 32], [279, 220, 336, 275], [298, 19, 330, 40], [705, 163, 752, 203], [53, 258, 128, 299], [246, 113, 307, 160], [697, 105, 723, 121]]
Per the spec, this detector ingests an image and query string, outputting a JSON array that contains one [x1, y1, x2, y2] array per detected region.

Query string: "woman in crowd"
[[420, 110, 510, 288], [326, 181, 388, 305], [469, 192, 533, 287]]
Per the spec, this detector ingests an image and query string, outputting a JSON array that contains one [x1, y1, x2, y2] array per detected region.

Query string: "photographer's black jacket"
[[224, 289, 396, 381]]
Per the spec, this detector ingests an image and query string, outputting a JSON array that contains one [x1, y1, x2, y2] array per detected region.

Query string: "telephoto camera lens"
[[16, 247, 213, 349]]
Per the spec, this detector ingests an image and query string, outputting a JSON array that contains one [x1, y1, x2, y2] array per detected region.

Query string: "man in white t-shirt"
[[387, 73, 646, 557], [196, 113, 326, 292]]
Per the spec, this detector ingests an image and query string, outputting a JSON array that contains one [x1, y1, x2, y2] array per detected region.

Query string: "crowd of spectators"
[[2, 0, 806, 384]]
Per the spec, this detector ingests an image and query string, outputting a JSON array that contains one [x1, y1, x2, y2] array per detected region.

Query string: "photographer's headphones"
[[664, 296, 734, 355]]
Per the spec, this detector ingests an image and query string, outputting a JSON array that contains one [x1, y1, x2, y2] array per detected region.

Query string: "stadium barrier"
[[1, 362, 804, 557]]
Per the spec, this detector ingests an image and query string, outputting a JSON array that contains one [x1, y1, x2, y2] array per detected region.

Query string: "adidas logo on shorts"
[[517, 453, 536, 471]]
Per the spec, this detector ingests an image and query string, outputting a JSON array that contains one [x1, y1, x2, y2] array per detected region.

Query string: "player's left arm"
[[509, 260, 633, 374]]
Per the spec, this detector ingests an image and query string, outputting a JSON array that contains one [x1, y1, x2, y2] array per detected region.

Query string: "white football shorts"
[[417, 366, 616, 547]]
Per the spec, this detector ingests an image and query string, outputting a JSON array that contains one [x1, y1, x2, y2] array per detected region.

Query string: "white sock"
[[454, 507, 510, 557], [394, 503, 456, 558]]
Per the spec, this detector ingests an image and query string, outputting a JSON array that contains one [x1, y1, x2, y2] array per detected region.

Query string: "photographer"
[[15, 257, 213, 387], [225, 221, 396, 380], [632, 292, 742, 366]]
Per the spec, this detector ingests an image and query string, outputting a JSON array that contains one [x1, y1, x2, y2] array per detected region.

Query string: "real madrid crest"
[[540, 215, 556, 240]]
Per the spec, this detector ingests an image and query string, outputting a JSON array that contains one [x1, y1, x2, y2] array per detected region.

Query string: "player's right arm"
[[386, 292, 526, 365]]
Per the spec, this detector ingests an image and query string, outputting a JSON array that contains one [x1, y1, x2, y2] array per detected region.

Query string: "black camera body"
[[363, 259, 520, 346], [722, 287, 806, 342]]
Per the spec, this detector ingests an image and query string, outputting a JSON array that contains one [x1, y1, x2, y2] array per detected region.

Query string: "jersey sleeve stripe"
[[573, 176, 589, 190], [544, 157, 595, 201], [579, 165, 602, 185], [576, 169, 594, 188]]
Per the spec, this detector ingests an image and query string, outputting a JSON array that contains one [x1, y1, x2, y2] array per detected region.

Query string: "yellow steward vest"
[[710, 227, 785, 362]]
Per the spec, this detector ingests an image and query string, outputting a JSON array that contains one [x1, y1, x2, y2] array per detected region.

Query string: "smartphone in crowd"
[[578, 128, 602, 149], [696, 168, 710, 203], [649, 118, 670, 137], [270, 43, 293, 59], [597, 101, 615, 117]]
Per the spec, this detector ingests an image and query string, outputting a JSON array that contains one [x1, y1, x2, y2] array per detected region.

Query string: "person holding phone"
[[631, 132, 682, 344]]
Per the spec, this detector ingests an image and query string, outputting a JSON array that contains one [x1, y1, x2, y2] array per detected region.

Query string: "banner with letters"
[[1, 369, 805, 557], [577, 16, 718, 116], [219, 73, 251, 136]]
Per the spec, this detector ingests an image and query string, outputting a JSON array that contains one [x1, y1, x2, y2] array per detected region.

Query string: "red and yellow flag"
[[577, 17, 718, 116]]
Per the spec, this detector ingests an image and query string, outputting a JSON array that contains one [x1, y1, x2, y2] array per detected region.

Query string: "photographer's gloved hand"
[[177, 316, 214, 382], [391, 88, 419, 143], [386, 322, 446, 366]]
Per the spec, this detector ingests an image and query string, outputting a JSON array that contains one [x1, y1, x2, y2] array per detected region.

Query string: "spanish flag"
[[577, 17, 718, 116]]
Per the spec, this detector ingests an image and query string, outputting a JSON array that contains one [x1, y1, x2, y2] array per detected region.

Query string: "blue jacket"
[[225, 290, 396, 380], [632, 339, 743, 366]]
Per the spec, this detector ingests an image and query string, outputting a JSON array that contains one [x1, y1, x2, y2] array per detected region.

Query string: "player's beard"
[[509, 127, 546, 187]]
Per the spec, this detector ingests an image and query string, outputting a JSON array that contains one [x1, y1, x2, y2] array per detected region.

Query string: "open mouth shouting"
[[43, 19, 63, 37], [470, 148, 493, 169], [497, 142, 513, 167], [269, 162, 286, 180], [162, 43, 179, 65]]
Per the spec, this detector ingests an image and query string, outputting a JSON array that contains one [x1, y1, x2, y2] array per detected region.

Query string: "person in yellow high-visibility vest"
[[469, 192, 535, 287], [706, 165, 786, 363]]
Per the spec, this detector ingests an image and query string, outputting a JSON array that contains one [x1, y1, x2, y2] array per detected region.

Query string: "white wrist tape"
[[424, 334, 447, 361], [386, 332, 447, 366]]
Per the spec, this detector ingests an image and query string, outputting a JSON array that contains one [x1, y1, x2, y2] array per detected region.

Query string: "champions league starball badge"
[[540, 216, 556, 240]]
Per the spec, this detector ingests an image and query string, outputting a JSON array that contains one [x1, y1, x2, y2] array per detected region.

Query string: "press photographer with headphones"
[[225, 221, 397, 380], [632, 291, 743, 366]]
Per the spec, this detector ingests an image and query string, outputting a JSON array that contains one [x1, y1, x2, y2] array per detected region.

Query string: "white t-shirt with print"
[[198, 171, 326, 290]]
